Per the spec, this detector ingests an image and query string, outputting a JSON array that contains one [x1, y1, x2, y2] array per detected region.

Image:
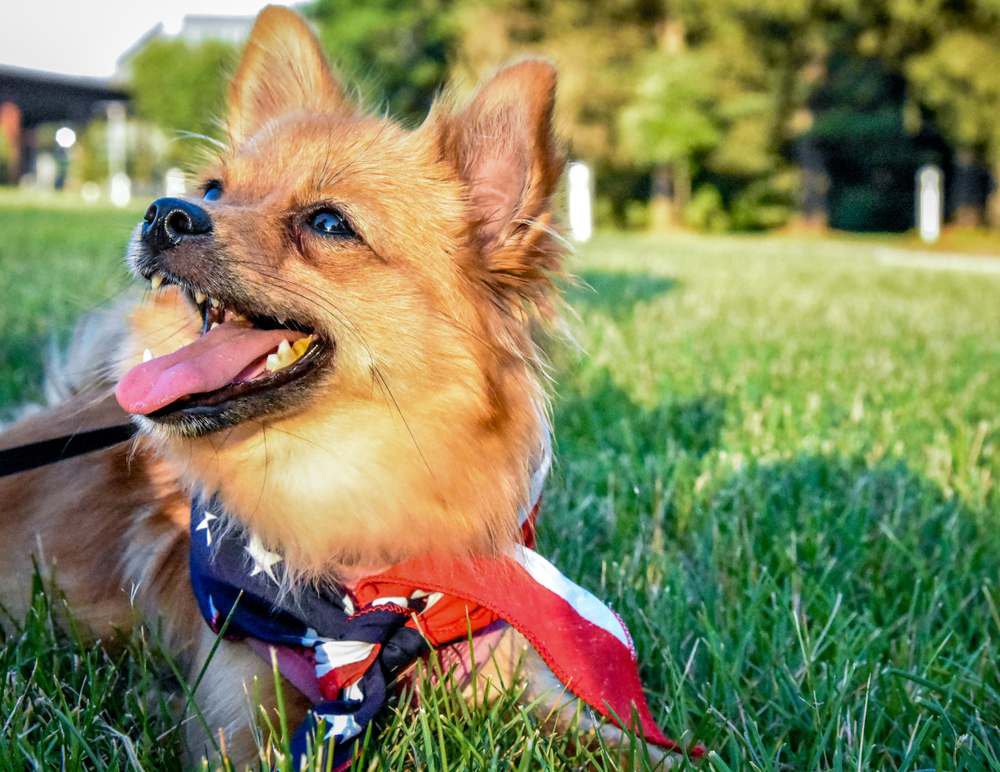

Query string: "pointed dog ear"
[[434, 60, 564, 254], [227, 5, 351, 144]]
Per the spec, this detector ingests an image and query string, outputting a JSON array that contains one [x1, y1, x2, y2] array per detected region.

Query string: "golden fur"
[[0, 7, 677, 768], [120, 9, 564, 579]]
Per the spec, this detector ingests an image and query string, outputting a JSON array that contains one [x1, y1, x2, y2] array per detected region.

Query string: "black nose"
[[141, 197, 212, 254]]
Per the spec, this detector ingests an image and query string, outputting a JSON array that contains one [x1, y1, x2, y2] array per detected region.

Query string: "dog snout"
[[141, 197, 213, 255]]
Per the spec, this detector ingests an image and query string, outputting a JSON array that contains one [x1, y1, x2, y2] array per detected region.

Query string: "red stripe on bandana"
[[318, 644, 382, 699], [352, 549, 703, 757]]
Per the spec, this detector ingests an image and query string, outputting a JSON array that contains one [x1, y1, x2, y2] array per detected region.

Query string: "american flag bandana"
[[189, 440, 701, 769]]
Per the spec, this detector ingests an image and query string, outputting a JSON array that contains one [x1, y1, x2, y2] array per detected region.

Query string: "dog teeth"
[[142, 348, 153, 362], [292, 336, 314, 358], [194, 290, 206, 304], [265, 348, 293, 372], [265, 335, 315, 372], [210, 321, 220, 330], [210, 297, 220, 308], [150, 273, 163, 290]]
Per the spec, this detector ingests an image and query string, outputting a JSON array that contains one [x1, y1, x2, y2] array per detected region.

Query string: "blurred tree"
[[121, 0, 1000, 233], [454, 0, 662, 225], [619, 49, 721, 228], [454, 0, 661, 159], [808, 53, 945, 231], [456, 0, 1000, 232], [129, 39, 235, 165], [908, 30, 1000, 227], [685, 0, 1000, 231], [76, 121, 107, 184], [834, 0, 1000, 226], [308, 0, 457, 124], [612, 0, 817, 230]]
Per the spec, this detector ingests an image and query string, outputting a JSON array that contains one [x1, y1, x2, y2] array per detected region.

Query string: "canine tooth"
[[278, 339, 291, 355], [142, 348, 153, 362], [210, 297, 220, 308], [194, 290, 206, 304], [150, 273, 163, 290], [265, 353, 282, 372], [291, 336, 313, 358]]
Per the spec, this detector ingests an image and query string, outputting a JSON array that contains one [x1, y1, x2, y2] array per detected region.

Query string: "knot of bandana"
[[190, 496, 456, 768]]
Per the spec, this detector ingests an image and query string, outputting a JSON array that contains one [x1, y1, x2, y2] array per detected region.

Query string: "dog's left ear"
[[227, 6, 351, 144], [434, 60, 564, 263]]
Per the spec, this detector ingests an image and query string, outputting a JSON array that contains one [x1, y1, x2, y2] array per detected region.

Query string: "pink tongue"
[[116, 322, 303, 415]]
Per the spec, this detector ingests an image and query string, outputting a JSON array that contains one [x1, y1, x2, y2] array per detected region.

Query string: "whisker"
[[46, 317, 196, 387], [174, 130, 228, 152], [254, 422, 271, 518], [370, 365, 433, 480], [224, 260, 376, 351], [262, 425, 339, 457]]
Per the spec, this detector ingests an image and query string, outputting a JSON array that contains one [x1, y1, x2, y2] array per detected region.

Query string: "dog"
[[0, 7, 694, 768]]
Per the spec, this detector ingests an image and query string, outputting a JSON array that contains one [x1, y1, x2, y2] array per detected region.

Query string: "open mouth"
[[115, 272, 331, 420]]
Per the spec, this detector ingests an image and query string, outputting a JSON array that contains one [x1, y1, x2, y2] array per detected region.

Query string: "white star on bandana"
[[195, 511, 218, 545], [246, 533, 283, 583]]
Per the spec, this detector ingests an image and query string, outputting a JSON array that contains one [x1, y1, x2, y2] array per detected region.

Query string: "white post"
[[106, 101, 130, 207], [35, 152, 57, 190], [164, 167, 186, 196], [567, 161, 593, 243], [916, 164, 942, 244], [110, 172, 132, 207]]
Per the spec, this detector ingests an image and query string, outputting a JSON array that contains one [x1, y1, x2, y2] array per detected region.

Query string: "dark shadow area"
[[808, 53, 953, 232], [566, 270, 678, 318], [695, 454, 998, 616], [554, 369, 725, 460], [676, 453, 1000, 767], [543, 376, 1000, 767]]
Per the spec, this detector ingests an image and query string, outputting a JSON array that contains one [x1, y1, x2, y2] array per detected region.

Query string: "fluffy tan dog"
[[0, 7, 683, 768]]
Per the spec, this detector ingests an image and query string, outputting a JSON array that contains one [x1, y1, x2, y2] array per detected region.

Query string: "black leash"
[[0, 423, 138, 478]]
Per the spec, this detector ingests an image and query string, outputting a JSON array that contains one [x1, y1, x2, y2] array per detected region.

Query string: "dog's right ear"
[[227, 6, 350, 144]]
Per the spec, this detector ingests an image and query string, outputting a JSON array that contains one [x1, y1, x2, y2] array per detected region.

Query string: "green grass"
[[0, 198, 138, 408], [1, 202, 998, 770]]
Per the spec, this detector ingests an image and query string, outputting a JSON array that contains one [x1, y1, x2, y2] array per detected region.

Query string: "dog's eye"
[[203, 182, 223, 202], [308, 208, 353, 237]]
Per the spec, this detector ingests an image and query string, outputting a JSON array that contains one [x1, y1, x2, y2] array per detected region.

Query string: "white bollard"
[[567, 161, 593, 243], [916, 164, 942, 244], [164, 167, 186, 196], [109, 172, 132, 207], [106, 102, 128, 181], [35, 153, 57, 190]]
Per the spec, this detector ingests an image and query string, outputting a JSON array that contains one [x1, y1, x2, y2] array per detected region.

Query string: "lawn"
[[1, 199, 998, 770]]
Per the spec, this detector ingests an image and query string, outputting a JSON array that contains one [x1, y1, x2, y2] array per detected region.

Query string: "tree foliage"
[[909, 31, 1000, 163], [308, 0, 457, 124], [453, 0, 658, 163], [128, 39, 235, 146], [619, 51, 721, 167], [122, 0, 1000, 230]]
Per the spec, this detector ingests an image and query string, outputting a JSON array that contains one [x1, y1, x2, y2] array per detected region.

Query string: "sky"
[[0, 0, 293, 79]]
